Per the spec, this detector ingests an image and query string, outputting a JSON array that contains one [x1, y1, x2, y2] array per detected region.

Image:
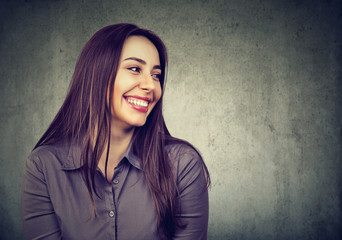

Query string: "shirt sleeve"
[[21, 152, 62, 240], [173, 147, 209, 240]]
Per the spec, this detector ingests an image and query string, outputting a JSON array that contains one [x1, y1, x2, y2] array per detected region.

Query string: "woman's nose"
[[139, 74, 155, 91]]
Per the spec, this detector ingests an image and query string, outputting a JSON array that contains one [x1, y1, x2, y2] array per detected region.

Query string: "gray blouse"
[[21, 139, 209, 240]]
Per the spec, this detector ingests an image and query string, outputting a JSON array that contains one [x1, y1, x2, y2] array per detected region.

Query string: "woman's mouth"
[[124, 96, 151, 113]]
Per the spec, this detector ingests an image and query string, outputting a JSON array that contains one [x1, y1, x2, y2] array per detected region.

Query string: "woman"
[[22, 23, 210, 240]]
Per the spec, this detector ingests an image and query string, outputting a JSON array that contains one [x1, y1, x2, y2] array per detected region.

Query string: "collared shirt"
[[21, 138, 209, 240]]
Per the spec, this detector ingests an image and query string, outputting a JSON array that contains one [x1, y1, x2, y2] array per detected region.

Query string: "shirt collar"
[[62, 138, 142, 171], [124, 141, 142, 170]]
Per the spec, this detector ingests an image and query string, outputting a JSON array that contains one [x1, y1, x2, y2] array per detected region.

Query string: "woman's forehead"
[[120, 36, 160, 65]]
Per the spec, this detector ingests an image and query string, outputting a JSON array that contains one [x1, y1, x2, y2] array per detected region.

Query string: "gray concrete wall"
[[1, 0, 341, 239]]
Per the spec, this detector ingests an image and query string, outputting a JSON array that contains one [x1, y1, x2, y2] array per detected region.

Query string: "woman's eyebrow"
[[123, 57, 161, 70], [123, 57, 146, 64]]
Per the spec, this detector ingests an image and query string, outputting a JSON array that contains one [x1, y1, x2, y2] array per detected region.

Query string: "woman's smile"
[[124, 95, 152, 112]]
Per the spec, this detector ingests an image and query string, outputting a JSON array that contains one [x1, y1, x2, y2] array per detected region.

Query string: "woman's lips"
[[124, 96, 151, 113]]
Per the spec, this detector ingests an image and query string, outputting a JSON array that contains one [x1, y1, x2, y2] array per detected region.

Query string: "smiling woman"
[[21, 23, 210, 240], [111, 36, 162, 129]]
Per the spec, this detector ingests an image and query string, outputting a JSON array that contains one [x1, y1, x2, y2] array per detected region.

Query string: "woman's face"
[[110, 36, 162, 130]]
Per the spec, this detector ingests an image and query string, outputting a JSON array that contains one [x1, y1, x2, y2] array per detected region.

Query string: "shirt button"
[[113, 179, 119, 184], [109, 210, 115, 217]]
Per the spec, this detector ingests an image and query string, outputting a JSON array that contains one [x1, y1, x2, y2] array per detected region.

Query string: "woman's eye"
[[128, 67, 141, 73], [152, 73, 161, 81]]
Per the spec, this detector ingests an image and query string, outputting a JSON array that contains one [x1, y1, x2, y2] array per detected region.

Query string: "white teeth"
[[127, 98, 148, 107]]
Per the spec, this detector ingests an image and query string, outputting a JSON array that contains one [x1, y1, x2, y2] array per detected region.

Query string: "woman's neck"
[[98, 125, 135, 182]]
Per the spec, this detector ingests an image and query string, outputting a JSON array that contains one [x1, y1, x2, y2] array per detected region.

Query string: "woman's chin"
[[123, 119, 147, 129]]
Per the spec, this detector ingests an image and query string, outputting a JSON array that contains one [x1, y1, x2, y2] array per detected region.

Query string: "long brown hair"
[[34, 23, 210, 238]]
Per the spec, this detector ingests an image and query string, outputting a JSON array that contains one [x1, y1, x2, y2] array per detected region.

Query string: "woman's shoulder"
[[166, 142, 203, 176], [26, 139, 72, 171], [166, 142, 201, 161]]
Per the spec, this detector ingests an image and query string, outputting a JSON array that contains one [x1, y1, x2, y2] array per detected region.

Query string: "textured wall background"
[[1, 0, 341, 239]]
